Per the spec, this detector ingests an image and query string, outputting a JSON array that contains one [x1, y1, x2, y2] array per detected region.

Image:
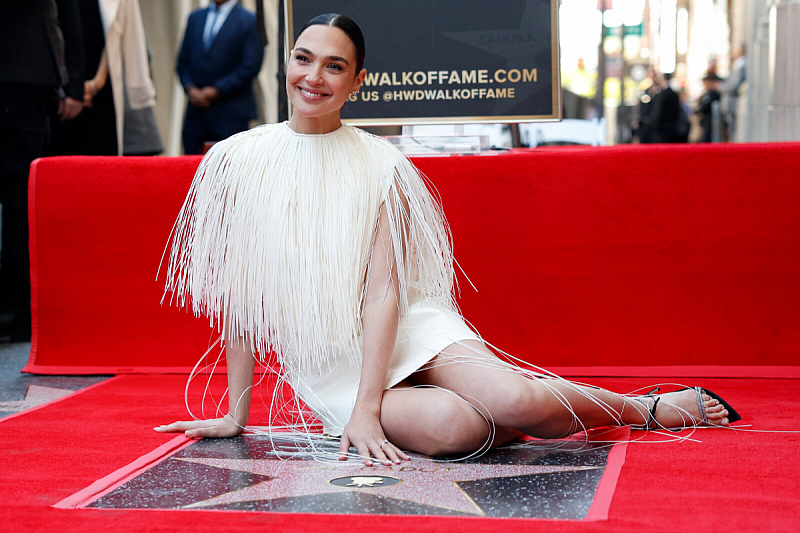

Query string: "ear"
[[352, 69, 367, 93]]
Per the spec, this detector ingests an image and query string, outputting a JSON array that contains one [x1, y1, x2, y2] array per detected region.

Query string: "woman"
[[156, 14, 739, 466]]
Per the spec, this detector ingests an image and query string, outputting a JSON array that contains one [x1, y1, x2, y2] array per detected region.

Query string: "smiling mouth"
[[298, 87, 329, 98]]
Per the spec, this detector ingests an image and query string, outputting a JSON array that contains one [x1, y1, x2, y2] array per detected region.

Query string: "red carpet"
[[14, 144, 800, 531], [25, 143, 800, 376], [1, 374, 799, 532]]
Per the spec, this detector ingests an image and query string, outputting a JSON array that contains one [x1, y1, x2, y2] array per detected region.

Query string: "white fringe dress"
[[163, 122, 723, 457], [163, 122, 481, 437]]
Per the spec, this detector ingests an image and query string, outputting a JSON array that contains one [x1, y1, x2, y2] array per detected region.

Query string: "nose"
[[306, 65, 324, 84]]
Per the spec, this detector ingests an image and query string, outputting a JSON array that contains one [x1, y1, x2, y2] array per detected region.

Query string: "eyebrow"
[[294, 47, 350, 65]]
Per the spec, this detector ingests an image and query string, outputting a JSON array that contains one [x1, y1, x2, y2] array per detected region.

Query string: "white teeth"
[[299, 87, 326, 97]]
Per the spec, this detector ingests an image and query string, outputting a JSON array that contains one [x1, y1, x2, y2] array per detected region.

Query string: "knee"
[[486, 379, 557, 428], [416, 398, 490, 456]]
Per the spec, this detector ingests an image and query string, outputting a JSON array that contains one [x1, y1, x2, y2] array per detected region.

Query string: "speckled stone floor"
[[0, 342, 110, 418]]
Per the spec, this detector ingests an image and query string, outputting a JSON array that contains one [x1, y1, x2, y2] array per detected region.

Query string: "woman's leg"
[[406, 341, 731, 440], [378, 382, 523, 456]]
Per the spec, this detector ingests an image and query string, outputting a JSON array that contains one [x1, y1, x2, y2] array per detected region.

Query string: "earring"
[[351, 90, 359, 95]]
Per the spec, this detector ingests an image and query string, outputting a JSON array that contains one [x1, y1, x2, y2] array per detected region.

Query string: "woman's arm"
[[84, 50, 109, 107], [155, 333, 255, 438], [339, 194, 412, 466]]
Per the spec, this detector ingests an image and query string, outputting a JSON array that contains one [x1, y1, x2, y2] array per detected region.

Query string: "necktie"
[[203, 5, 217, 49]]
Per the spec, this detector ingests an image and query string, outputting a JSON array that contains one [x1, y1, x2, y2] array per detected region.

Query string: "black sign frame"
[[286, 0, 561, 125]]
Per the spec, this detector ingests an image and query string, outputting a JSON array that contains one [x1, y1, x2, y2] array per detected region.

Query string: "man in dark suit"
[[694, 72, 722, 143], [651, 72, 687, 143], [0, 0, 85, 341], [177, 0, 265, 155]]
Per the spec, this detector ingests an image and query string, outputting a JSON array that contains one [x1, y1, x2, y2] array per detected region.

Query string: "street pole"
[[596, 0, 607, 119]]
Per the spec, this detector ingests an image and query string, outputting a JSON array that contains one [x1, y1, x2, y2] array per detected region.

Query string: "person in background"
[[176, 0, 265, 155], [721, 46, 746, 142], [0, 0, 85, 341], [676, 88, 692, 143], [632, 68, 662, 144], [52, 0, 163, 156], [650, 72, 686, 143], [694, 72, 722, 143]]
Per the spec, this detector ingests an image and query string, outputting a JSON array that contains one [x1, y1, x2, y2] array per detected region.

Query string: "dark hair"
[[298, 13, 365, 73]]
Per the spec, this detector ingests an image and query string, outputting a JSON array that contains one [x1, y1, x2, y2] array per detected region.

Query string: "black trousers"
[[0, 84, 57, 321], [182, 105, 250, 155]]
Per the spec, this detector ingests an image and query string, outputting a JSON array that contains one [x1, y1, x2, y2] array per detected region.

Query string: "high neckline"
[[283, 121, 346, 137]]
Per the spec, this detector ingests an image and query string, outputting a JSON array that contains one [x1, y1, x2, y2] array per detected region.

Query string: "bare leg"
[[378, 382, 523, 456], [408, 341, 730, 440]]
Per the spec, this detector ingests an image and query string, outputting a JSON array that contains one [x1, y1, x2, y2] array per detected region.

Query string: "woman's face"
[[287, 24, 366, 134]]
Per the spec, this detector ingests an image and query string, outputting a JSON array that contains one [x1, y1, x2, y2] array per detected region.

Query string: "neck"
[[288, 113, 343, 135]]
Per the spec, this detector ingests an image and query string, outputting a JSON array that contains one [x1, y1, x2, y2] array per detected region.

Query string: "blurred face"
[[287, 25, 366, 134]]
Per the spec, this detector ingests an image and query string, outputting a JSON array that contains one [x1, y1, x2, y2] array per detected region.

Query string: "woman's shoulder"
[[239, 122, 287, 140], [345, 124, 408, 163], [203, 123, 286, 157], [346, 124, 394, 148], [341, 126, 426, 194]]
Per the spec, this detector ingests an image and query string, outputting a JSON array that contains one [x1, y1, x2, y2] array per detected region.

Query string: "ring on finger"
[[379, 439, 389, 449]]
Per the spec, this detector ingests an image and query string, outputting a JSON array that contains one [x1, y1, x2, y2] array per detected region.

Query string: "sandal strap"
[[694, 387, 708, 424], [633, 394, 661, 430]]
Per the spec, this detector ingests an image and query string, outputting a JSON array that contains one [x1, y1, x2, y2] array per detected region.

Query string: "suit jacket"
[[652, 86, 681, 143], [176, 2, 264, 121], [0, 0, 85, 99]]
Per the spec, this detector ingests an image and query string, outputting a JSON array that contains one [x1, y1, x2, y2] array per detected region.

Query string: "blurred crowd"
[[632, 47, 747, 145]]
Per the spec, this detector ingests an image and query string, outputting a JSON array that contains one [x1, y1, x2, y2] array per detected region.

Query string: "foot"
[[634, 388, 730, 429]]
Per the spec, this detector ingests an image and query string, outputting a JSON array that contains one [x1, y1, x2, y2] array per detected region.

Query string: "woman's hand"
[[83, 80, 96, 107], [154, 414, 243, 439], [339, 407, 409, 466]]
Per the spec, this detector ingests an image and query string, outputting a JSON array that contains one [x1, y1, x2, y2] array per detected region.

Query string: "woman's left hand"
[[339, 408, 409, 466]]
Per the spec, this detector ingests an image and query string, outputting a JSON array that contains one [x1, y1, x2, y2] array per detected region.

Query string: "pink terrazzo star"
[[178, 453, 600, 515]]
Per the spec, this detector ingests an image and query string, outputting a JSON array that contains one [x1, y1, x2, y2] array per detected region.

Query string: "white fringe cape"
[[164, 121, 457, 363], [163, 122, 465, 437]]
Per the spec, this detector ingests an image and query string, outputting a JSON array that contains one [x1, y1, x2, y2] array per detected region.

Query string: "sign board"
[[604, 23, 643, 37], [286, 0, 561, 125]]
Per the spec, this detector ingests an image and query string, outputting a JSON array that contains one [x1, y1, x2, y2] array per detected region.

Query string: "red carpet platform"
[[1, 374, 799, 532], [24, 143, 800, 376], [6, 142, 800, 531]]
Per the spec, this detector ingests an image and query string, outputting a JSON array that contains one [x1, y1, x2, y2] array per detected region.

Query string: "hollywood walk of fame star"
[[177, 452, 601, 515]]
